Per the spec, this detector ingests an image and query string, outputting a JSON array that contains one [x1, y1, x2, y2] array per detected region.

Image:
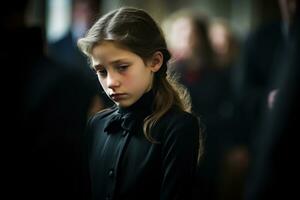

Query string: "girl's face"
[[91, 41, 155, 108]]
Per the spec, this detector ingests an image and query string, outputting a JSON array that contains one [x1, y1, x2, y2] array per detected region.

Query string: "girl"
[[78, 7, 202, 200]]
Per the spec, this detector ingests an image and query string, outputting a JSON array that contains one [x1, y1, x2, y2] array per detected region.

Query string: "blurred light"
[[46, 0, 71, 43]]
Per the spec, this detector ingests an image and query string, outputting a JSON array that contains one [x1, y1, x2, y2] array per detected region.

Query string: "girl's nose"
[[107, 72, 120, 89]]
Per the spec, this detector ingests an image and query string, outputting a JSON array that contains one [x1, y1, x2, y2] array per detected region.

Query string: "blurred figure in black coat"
[[48, 0, 113, 112], [2, 1, 93, 199], [244, 0, 300, 199]]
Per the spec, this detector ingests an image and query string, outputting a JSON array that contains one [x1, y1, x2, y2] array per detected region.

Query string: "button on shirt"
[[85, 91, 200, 200]]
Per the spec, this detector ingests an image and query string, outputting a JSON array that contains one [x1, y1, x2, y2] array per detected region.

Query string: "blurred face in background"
[[209, 23, 230, 57], [278, 0, 297, 26], [169, 17, 195, 60], [72, 1, 95, 39]]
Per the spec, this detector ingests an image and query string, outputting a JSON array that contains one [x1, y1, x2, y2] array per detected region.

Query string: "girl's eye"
[[117, 65, 129, 72], [96, 69, 107, 77]]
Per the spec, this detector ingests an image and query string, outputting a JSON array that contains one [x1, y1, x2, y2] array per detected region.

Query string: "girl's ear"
[[149, 51, 163, 72]]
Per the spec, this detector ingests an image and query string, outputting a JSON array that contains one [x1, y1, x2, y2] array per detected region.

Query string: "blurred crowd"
[[2, 0, 299, 199]]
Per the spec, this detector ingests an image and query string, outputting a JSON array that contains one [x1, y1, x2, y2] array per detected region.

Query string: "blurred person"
[[228, 9, 285, 198], [244, 0, 300, 199], [165, 10, 214, 78], [232, 0, 295, 148], [48, 0, 113, 114], [208, 17, 249, 200], [209, 18, 240, 70], [164, 10, 239, 200], [48, 0, 99, 67], [2, 0, 95, 199], [77, 7, 202, 200], [223, 0, 299, 197], [244, 40, 299, 200], [231, 1, 298, 192]]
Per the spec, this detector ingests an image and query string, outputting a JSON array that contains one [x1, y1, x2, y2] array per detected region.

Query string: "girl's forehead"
[[91, 41, 141, 64], [96, 40, 128, 50], [92, 41, 131, 56]]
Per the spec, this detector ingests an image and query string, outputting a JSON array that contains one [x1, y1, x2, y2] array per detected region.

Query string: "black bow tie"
[[104, 112, 137, 134]]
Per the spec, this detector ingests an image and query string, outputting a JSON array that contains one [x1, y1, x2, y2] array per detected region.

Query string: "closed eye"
[[116, 65, 129, 72], [97, 69, 107, 77], [93, 64, 107, 77]]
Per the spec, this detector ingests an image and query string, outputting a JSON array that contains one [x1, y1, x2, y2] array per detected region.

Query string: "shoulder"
[[163, 107, 199, 126], [156, 107, 200, 138], [87, 106, 118, 127], [155, 107, 200, 152]]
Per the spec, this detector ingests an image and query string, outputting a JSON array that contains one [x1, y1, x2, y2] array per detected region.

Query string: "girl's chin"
[[115, 101, 131, 108], [115, 99, 136, 108]]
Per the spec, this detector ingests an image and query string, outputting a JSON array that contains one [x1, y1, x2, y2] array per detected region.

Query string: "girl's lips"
[[110, 93, 127, 101]]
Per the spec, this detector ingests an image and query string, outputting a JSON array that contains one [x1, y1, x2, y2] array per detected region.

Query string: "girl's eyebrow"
[[93, 58, 130, 69], [110, 59, 129, 65]]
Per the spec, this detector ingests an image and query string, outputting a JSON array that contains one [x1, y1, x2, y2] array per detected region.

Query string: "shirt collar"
[[104, 90, 154, 134]]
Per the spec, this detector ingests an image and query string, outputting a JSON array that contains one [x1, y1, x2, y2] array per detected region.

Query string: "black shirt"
[[86, 91, 200, 200]]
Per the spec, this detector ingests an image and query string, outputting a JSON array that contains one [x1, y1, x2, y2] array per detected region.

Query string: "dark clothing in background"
[[244, 17, 300, 200], [171, 61, 237, 200], [48, 32, 113, 108], [48, 32, 86, 69], [85, 91, 200, 200], [233, 21, 286, 146], [3, 27, 93, 199]]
